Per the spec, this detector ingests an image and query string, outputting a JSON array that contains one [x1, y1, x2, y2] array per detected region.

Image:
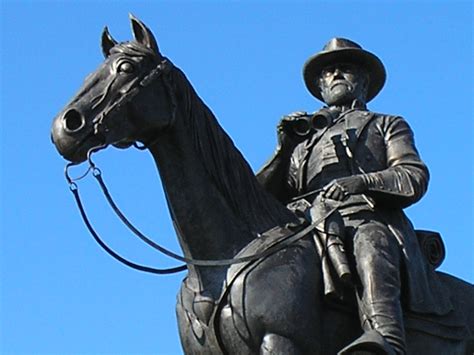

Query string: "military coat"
[[260, 108, 452, 315]]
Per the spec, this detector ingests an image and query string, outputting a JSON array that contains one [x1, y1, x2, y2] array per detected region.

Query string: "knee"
[[260, 333, 300, 355], [353, 223, 400, 267]]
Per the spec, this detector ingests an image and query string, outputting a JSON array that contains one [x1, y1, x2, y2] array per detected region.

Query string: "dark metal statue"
[[256, 37, 471, 354], [51, 17, 474, 354]]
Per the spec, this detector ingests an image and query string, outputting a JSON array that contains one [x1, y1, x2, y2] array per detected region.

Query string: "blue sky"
[[1, 1, 472, 354]]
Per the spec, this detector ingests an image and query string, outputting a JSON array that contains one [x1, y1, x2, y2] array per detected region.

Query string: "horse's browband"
[[93, 58, 171, 135]]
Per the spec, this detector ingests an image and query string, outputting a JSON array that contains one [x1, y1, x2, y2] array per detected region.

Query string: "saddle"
[[222, 224, 469, 342]]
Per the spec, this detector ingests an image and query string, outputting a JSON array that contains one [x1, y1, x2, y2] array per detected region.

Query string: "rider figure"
[[257, 38, 452, 355]]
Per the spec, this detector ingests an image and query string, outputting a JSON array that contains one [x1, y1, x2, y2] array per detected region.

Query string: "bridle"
[[92, 56, 178, 146], [64, 57, 340, 275]]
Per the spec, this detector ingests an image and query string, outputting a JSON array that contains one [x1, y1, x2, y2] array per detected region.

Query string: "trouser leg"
[[353, 222, 406, 355]]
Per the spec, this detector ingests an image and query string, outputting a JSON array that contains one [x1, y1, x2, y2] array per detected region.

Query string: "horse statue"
[[51, 16, 474, 354]]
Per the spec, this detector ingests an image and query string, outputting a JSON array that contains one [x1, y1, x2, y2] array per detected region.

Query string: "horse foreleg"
[[260, 333, 302, 355]]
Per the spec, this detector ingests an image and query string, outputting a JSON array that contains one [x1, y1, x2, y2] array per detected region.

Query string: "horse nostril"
[[63, 108, 85, 133]]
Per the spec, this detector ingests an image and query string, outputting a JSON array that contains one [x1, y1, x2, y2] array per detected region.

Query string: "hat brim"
[[303, 48, 386, 102]]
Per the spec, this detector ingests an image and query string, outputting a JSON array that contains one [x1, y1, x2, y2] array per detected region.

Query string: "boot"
[[338, 330, 395, 355], [352, 222, 406, 354]]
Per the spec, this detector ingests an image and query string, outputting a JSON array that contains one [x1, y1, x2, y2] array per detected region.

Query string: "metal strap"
[[69, 182, 187, 275], [91, 168, 332, 266], [67, 167, 338, 274]]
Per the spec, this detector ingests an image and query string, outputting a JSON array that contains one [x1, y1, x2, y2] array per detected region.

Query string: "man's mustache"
[[330, 80, 354, 92]]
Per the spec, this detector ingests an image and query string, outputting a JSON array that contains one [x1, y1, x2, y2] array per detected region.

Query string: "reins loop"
[[66, 147, 187, 274], [65, 147, 338, 275], [69, 183, 187, 275]]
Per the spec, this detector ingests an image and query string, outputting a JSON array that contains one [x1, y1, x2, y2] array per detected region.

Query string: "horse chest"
[[176, 277, 255, 354], [176, 280, 223, 353]]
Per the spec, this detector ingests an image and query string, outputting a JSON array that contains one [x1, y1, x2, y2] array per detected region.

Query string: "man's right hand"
[[277, 111, 310, 150]]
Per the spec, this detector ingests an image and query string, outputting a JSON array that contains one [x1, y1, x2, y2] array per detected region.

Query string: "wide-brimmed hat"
[[303, 38, 386, 102]]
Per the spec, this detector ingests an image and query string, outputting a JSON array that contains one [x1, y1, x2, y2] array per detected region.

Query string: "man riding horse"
[[257, 38, 452, 355]]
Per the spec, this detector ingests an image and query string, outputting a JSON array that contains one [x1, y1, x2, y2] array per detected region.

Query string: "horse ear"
[[129, 14, 160, 54], [101, 26, 117, 58]]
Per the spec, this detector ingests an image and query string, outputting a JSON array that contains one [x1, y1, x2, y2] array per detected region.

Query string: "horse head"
[[51, 15, 174, 163]]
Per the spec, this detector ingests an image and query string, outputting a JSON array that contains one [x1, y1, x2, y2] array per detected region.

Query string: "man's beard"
[[322, 80, 355, 106]]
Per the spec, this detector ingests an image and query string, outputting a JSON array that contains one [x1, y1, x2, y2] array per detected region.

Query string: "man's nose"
[[333, 67, 344, 78]]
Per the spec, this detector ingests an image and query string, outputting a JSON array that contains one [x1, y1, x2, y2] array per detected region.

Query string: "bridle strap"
[[93, 57, 172, 137], [70, 173, 336, 273], [66, 159, 339, 274], [86, 157, 340, 263], [93, 167, 195, 263], [69, 181, 187, 275]]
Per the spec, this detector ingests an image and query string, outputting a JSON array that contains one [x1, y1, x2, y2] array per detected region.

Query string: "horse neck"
[[147, 68, 296, 295]]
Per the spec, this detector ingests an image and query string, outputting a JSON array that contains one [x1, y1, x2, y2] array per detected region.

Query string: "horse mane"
[[169, 66, 296, 234], [113, 41, 295, 233]]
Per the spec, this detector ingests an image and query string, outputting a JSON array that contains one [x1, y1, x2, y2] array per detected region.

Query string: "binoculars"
[[285, 109, 336, 137]]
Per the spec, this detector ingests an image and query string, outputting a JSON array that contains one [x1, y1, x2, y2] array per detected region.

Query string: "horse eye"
[[118, 61, 134, 74]]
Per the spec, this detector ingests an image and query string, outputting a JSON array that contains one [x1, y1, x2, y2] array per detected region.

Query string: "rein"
[[65, 152, 339, 274], [66, 150, 186, 275]]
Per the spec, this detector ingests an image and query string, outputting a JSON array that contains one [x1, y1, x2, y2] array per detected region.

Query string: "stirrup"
[[338, 330, 396, 355]]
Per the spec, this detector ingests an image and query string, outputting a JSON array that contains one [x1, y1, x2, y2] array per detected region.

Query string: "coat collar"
[[343, 109, 375, 142]]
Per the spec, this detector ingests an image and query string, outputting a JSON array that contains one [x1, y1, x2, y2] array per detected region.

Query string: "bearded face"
[[318, 63, 369, 106]]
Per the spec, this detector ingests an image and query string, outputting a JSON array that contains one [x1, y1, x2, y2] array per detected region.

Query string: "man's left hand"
[[322, 175, 367, 201]]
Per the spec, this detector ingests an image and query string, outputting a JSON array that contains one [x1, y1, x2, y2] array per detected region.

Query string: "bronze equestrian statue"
[[51, 16, 474, 354]]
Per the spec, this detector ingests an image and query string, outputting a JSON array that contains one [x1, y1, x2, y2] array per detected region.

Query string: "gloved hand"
[[322, 175, 367, 201], [277, 111, 310, 149]]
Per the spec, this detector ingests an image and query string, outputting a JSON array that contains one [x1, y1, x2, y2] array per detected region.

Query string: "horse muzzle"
[[51, 107, 105, 163]]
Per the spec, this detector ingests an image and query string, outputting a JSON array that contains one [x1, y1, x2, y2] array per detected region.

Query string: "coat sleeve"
[[361, 116, 429, 208], [256, 146, 300, 204]]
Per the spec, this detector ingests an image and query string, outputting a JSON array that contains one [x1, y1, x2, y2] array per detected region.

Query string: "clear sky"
[[1, 1, 472, 354]]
